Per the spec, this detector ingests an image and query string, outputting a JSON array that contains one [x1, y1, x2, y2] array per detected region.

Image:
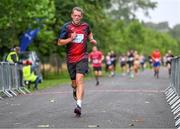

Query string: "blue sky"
[[136, 0, 180, 28]]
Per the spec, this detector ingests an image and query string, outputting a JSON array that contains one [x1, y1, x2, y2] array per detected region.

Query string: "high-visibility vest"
[[23, 65, 37, 82], [6, 51, 19, 63]]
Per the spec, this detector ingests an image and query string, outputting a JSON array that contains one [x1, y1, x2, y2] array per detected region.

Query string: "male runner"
[[166, 50, 174, 77], [89, 46, 104, 86], [127, 50, 134, 78], [57, 7, 97, 116], [110, 50, 117, 76], [105, 52, 113, 77], [119, 54, 127, 76]]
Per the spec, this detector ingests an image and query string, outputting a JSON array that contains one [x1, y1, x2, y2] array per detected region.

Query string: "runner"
[[127, 50, 134, 78], [151, 49, 161, 79], [165, 50, 174, 77], [110, 50, 117, 76], [148, 55, 153, 69], [105, 52, 113, 77], [133, 51, 140, 77], [89, 46, 104, 86], [57, 7, 97, 116], [119, 54, 127, 76], [139, 54, 146, 71]]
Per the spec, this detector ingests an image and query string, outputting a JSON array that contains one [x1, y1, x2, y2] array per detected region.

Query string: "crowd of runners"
[[89, 48, 174, 81]]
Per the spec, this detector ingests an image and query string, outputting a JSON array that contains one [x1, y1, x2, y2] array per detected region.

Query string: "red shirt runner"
[[89, 51, 103, 67], [151, 50, 161, 62], [59, 22, 91, 63]]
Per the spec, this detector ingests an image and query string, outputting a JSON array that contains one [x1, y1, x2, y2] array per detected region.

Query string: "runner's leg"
[[67, 63, 77, 100], [74, 59, 88, 116], [74, 73, 84, 116], [76, 73, 84, 102], [71, 80, 77, 100], [94, 70, 100, 85]]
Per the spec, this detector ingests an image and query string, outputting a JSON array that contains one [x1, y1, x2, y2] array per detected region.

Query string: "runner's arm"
[[151, 53, 155, 61], [58, 32, 77, 46], [101, 55, 105, 62], [88, 32, 97, 45], [58, 38, 72, 46]]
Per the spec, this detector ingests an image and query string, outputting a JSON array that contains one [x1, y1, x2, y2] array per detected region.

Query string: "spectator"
[[22, 60, 41, 90]]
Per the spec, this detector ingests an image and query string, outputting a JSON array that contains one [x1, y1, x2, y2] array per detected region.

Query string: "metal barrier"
[[165, 57, 180, 129], [0, 62, 30, 98], [171, 57, 180, 96]]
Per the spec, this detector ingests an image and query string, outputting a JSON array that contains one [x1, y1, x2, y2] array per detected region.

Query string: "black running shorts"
[[67, 58, 88, 80], [93, 66, 102, 71]]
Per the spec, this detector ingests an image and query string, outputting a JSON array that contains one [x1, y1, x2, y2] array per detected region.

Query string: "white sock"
[[77, 100, 82, 108]]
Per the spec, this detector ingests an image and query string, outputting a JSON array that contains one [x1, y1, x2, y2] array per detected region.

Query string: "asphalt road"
[[0, 68, 176, 128]]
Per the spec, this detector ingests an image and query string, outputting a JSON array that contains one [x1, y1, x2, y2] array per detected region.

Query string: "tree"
[[1, 0, 179, 61], [0, 0, 55, 52], [169, 24, 180, 54], [169, 24, 180, 39], [106, 0, 157, 21]]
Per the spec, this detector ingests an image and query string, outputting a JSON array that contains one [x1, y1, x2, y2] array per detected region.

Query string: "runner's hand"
[[90, 39, 97, 45], [70, 32, 77, 41]]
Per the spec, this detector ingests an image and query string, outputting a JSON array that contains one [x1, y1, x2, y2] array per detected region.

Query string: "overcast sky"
[[136, 0, 180, 28]]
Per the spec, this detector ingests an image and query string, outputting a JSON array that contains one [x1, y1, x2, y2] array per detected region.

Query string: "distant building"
[[142, 21, 170, 32]]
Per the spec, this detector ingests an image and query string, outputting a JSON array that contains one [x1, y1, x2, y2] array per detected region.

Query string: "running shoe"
[[96, 81, 99, 86], [74, 105, 81, 116]]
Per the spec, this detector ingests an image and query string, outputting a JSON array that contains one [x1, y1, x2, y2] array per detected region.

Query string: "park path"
[[0, 67, 176, 128]]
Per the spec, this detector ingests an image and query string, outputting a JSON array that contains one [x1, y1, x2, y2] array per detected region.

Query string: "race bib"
[[167, 57, 172, 61], [155, 58, 160, 62], [121, 58, 125, 62], [73, 34, 84, 43], [129, 57, 134, 61], [93, 59, 99, 64], [107, 60, 111, 65]]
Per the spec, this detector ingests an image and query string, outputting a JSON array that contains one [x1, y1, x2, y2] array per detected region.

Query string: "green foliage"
[[0, 0, 56, 54], [169, 24, 180, 54], [0, 0, 179, 60], [100, 19, 178, 56], [170, 25, 180, 39]]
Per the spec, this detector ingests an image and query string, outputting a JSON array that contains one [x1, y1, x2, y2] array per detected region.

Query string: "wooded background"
[[0, 0, 179, 64]]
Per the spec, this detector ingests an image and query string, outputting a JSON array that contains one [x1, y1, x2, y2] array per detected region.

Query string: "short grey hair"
[[71, 7, 84, 15]]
